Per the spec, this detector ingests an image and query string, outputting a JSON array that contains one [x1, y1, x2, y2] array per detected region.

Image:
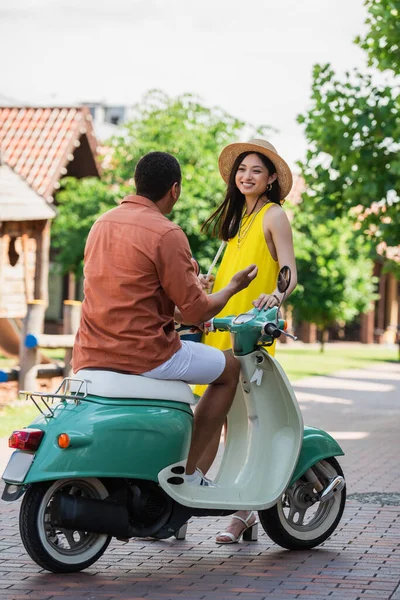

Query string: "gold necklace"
[[237, 203, 266, 249]]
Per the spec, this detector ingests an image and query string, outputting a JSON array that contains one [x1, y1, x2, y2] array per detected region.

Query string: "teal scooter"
[[1, 267, 346, 573]]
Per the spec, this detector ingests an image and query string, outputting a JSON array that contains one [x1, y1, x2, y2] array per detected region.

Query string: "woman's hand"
[[252, 291, 282, 310], [198, 273, 214, 292]]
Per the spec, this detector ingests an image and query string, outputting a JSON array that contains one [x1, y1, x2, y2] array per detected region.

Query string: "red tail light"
[[8, 429, 44, 451]]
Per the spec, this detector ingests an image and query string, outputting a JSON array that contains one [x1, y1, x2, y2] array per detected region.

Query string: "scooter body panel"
[[4, 396, 192, 485], [159, 349, 305, 510], [289, 426, 345, 487]]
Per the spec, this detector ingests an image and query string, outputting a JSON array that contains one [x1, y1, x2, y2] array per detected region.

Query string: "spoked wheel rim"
[[37, 478, 109, 565], [277, 459, 344, 541]]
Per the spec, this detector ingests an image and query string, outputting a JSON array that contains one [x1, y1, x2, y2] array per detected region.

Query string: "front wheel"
[[19, 478, 111, 573], [259, 457, 346, 550]]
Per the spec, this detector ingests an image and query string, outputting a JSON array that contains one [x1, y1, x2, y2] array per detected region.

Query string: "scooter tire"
[[259, 457, 346, 550], [19, 479, 112, 573]]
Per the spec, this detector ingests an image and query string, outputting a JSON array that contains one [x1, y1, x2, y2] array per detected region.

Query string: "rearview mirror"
[[277, 266, 291, 294]]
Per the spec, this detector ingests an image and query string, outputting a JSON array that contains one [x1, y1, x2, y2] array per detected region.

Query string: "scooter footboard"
[[289, 426, 345, 487], [159, 350, 305, 510]]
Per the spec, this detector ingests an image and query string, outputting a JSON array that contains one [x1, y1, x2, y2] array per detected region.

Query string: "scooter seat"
[[72, 369, 197, 405]]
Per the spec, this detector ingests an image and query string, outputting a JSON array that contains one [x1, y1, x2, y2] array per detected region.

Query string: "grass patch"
[[0, 348, 65, 369], [277, 344, 398, 381], [0, 402, 40, 438]]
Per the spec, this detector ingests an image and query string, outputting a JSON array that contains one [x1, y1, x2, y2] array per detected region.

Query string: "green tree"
[[291, 205, 378, 351], [52, 90, 271, 276], [356, 0, 400, 72], [297, 0, 400, 275], [52, 177, 125, 276]]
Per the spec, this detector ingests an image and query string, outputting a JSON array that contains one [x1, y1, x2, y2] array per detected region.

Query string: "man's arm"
[[157, 228, 257, 324]]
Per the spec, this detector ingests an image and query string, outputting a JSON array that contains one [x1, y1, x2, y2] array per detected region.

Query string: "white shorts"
[[142, 341, 226, 385]]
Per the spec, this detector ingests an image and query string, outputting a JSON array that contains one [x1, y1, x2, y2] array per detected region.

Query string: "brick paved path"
[[1, 362, 399, 600]]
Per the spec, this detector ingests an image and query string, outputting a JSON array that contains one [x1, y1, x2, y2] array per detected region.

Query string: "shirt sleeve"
[[156, 228, 210, 323]]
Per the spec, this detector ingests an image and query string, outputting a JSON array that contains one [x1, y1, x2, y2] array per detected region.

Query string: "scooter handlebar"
[[263, 323, 282, 339]]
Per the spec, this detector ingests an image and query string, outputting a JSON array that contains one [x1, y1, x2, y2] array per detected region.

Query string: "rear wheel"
[[20, 478, 111, 573], [259, 458, 346, 550]]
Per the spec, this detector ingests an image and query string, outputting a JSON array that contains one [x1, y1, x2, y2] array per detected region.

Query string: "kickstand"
[[174, 522, 188, 540]]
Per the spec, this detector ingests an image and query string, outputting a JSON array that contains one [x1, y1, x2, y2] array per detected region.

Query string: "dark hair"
[[134, 151, 181, 202], [202, 151, 281, 241]]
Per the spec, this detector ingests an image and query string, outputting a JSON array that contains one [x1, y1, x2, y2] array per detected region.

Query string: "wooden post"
[[21, 232, 32, 304], [384, 273, 399, 344], [33, 220, 51, 305], [0, 232, 10, 311], [19, 300, 47, 391], [67, 273, 77, 301], [63, 300, 81, 377], [360, 311, 375, 344], [374, 273, 387, 343]]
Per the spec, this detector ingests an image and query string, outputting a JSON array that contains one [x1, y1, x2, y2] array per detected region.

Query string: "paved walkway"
[[0, 362, 399, 600]]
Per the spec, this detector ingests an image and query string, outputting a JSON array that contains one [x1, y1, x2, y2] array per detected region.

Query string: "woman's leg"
[[216, 510, 257, 544], [196, 425, 222, 475]]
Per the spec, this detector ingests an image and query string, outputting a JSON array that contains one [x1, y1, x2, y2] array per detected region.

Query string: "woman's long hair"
[[202, 151, 281, 241]]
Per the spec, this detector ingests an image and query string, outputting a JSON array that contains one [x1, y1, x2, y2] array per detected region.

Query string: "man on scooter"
[[72, 151, 258, 487]]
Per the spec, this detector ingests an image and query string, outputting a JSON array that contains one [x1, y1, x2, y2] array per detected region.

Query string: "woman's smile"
[[235, 153, 271, 197]]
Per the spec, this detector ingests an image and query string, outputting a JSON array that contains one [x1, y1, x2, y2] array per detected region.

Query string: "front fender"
[[289, 426, 344, 487]]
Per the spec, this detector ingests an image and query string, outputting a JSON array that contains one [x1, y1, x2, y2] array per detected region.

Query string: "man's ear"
[[171, 181, 181, 201]]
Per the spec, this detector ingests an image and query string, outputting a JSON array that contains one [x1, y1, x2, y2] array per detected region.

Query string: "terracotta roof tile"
[[0, 106, 100, 200]]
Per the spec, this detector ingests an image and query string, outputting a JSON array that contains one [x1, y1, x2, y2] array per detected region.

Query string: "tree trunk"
[[319, 327, 329, 353]]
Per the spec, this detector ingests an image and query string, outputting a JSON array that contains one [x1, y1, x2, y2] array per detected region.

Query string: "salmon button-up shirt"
[[72, 195, 210, 374]]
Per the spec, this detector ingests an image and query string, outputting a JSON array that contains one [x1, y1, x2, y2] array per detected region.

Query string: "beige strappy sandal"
[[216, 511, 259, 544]]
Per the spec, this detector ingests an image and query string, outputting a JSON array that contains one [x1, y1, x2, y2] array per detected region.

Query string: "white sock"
[[185, 471, 201, 483]]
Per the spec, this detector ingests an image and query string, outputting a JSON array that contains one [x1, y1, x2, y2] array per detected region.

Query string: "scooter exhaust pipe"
[[51, 493, 131, 538]]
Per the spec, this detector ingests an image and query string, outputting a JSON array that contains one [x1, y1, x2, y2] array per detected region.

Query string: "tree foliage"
[[297, 1, 400, 276], [356, 0, 400, 73], [52, 90, 271, 276], [298, 65, 399, 250], [291, 202, 378, 349], [52, 178, 125, 276]]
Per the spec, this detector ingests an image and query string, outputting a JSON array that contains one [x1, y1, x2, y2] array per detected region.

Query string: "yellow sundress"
[[194, 202, 280, 396]]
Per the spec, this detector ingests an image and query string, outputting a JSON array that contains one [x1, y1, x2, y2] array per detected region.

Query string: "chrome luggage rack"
[[19, 377, 88, 418]]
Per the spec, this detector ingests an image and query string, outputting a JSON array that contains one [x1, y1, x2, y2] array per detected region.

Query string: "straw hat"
[[218, 139, 293, 200]]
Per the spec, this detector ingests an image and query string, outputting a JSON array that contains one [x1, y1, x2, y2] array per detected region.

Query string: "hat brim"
[[218, 142, 293, 200]]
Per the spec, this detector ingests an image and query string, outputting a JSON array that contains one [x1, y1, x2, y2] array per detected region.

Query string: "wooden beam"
[[25, 333, 75, 349], [0, 364, 64, 383]]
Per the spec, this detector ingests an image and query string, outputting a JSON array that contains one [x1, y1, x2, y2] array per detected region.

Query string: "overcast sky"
[[1, 0, 370, 169]]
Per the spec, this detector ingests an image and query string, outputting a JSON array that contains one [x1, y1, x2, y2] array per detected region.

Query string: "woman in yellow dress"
[[196, 138, 297, 544]]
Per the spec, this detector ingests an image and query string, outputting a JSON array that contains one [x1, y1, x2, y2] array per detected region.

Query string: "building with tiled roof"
[[0, 106, 100, 346], [0, 106, 100, 203]]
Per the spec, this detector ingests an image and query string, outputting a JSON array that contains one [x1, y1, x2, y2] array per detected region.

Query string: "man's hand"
[[198, 273, 215, 292], [194, 265, 257, 323], [229, 264, 258, 294]]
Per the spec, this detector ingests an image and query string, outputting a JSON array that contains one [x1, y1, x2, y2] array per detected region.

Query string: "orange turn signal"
[[57, 433, 70, 449], [283, 320, 288, 331]]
